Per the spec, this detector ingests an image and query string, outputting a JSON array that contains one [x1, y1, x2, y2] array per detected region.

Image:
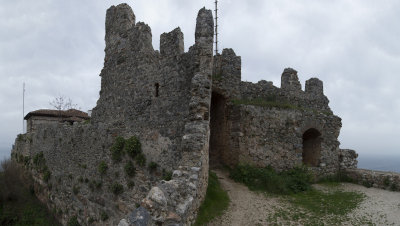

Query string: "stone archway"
[[302, 128, 321, 167], [209, 92, 229, 168]]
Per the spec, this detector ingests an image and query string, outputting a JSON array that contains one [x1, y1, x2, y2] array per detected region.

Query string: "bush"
[[148, 162, 158, 172], [135, 153, 146, 167], [110, 183, 124, 195], [33, 152, 46, 170], [67, 216, 80, 226], [110, 136, 125, 162], [124, 136, 141, 158], [127, 181, 135, 189], [43, 169, 51, 183], [124, 161, 136, 177], [230, 164, 313, 194], [100, 211, 108, 221], [162, 169, 172, 181], [98, 161, 108, 175], [73, 185, 80, 195]]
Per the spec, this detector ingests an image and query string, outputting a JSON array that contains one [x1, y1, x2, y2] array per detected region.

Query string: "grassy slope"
[[194, 171, 230, 225], [0, 167, 60, 225]]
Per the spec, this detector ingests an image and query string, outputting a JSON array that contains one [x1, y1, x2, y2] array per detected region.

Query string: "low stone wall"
[[345, 168, 400, 191]]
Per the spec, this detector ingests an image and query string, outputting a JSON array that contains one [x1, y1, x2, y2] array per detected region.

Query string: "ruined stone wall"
[[12, 3, 214, 226], [345, 168, 400, 191], [240, 68, 332, 113], [234, 106, 342, 173]]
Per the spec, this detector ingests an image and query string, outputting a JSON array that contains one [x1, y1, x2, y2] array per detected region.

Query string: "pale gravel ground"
[[208, 169, 400, 226]]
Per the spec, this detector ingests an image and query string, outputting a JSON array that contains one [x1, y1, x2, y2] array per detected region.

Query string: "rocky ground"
[[208, 169, 400, 226]]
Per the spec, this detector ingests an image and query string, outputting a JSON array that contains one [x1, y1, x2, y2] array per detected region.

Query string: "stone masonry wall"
[[345, 168, 400, 192], [12, 4, 214, 226]]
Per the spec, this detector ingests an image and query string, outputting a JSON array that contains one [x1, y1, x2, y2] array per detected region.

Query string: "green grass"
[[290, 189, 365, 215], [194, 171, 230, 226], [267, 188, 366, 225]]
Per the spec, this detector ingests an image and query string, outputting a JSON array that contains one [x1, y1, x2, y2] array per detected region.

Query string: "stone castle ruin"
[[11, 3, 358, 225]]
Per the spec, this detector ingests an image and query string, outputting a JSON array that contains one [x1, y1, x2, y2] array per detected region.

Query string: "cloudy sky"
[[1, 0, 399, 161]]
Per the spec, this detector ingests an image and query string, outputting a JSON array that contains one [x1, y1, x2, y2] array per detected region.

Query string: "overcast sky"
[[1, 0, 399, 161]]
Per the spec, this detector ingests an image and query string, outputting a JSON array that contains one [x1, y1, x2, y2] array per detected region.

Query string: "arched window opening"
[[302, 128, 321, 167]]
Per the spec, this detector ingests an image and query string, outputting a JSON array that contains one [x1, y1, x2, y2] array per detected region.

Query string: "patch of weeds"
[[43, 168, 51, 183], [110, 136, 125, 162], [67, 216, 80, 226], [17, 134, 25, 142], [78, 176, 84, 183], [148, 162, 158, 173], [124, 161, 136, 177], [127, 181, 135, 189], [135, 153, 146, 167], [98, 161, 108, 175], [194, 171, 229, 226], [84, 178, 89, 183], [230, 164, 313, 194], [390, 182, 398, 191], [212, 73, 222, 81], [110, 182, 124, 195], [73, 185, 80, 195], [125, 136, 141, 158], [100, 211, 108, 221], [383, 176, 391, 187], [68, 174, 73, 179], [362, 180, 373, 188], [162, 169, 172, 181], [232, 98, 301, 111], [33, 152, 46, 169]]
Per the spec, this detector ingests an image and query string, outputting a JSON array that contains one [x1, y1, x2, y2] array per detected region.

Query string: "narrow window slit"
[[155, 83, 159, 97]]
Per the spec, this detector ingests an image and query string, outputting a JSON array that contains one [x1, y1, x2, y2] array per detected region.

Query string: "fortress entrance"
[[302, 128, 321, 167], [209, 92, 229, 168]]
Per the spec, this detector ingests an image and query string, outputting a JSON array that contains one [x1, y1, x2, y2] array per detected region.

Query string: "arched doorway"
[[302, 128, 321, 167], [209, 92, 228, 168]]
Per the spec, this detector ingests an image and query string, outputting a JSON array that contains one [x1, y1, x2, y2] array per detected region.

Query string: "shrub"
[[100, 211, 109, 221], [67, 216, 80, 226], [110, 136, 125, 162], [127, 181, 135, 189], [98, 161, 108, 175], [148, 162, 158, 172], [33, 152, 46, 169], [383, 176, 390, 187], [162, 169, 172, 181], [124, 161, 136, 177], [110, 182, 124, 195], [43, 169, 51, 183], [230, 164, 313, 194], [135, 153, 146, 167], [390, 183, 398, 191], [125, 136, 141, 158], [73, 185, 80, 195]]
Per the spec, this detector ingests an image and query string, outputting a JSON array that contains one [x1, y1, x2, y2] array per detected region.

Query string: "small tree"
[[49, 95, 79, 111]]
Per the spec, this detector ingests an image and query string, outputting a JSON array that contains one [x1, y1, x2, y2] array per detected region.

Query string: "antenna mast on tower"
[[22, 82, 25, 133], [214, 0, 219, 55]]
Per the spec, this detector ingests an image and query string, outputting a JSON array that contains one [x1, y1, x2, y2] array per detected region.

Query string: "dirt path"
[[208, 169, 400, 226], [207, 169, 280, 226]]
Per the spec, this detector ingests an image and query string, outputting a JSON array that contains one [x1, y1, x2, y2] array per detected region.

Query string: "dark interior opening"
[[155, 83, 159, 97], [209, 92, 229, 168], [302, 128, 322, 167]]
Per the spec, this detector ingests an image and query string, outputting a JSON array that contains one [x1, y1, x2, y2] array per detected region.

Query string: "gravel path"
[[208, 169, 400, 226]]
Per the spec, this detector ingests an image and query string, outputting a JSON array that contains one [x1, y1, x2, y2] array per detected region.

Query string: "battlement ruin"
[[11, 3, 358, 225]]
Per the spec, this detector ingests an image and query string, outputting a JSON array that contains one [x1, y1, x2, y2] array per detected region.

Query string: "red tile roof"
[[24, 109, 90, 120]]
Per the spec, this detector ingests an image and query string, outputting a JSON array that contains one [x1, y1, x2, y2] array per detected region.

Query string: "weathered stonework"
[[11, 3, 358, 225]]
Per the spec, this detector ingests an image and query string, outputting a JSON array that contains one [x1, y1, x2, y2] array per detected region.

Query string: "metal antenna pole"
[[214, 0, 219, 55], [22, 82, 25, 133]]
